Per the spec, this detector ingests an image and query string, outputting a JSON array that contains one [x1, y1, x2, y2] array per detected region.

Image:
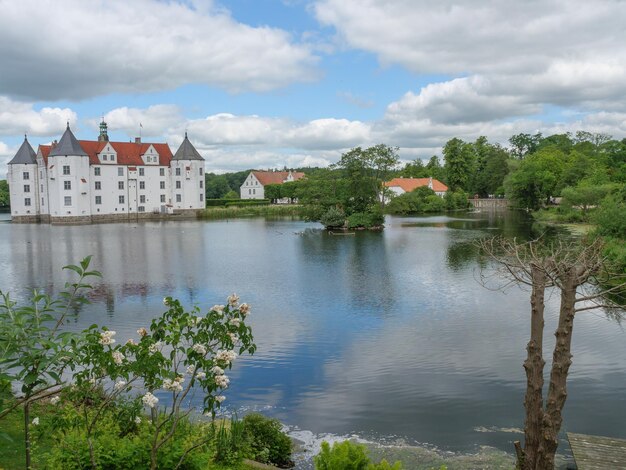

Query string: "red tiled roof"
[[39, 141, 173, 166], [252, 171, 305, 186], [384, 177, 448, 193]]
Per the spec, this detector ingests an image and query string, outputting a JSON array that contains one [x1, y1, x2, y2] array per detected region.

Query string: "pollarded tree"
[[479, 237, 626, 470]]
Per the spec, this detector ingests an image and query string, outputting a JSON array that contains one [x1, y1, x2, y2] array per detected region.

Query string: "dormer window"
[[111, 155, 115, 161], [103, 155, 108, 161]]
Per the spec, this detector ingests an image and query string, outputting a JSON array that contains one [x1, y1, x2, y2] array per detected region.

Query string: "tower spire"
[[99, 116, 109, 142]]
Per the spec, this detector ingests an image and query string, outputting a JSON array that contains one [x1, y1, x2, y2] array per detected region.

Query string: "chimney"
[[51, 140, 58, 149], [135, 137, 141, 144]]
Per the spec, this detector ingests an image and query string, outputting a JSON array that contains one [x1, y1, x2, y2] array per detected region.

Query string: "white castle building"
[[7, 121, 206, 223]]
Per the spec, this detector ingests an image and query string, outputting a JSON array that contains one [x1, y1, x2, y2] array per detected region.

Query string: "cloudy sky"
[[2, 0, 626, 174]]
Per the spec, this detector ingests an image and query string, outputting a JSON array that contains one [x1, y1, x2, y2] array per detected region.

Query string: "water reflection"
[[0, 212, 624, 454]]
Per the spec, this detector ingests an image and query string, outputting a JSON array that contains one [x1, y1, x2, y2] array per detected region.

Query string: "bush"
[[314, 441, 370, 470], [320, 207, 346, 228], [594, 195, 626, 238], [347, 207, 384, 229], [242, 413, 293, 467], [224, 199, 270, 207], [212, 417, 248, 466], [313, 441, 403, 470]]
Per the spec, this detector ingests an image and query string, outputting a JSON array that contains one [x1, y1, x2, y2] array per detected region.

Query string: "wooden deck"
[[567, 432, 626, 469]]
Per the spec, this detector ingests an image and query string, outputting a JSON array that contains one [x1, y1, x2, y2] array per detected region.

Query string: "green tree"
[[443, 138, 474, 191], [505, 147, 567, 209], [264, 184, 282, 202], [0, 180, 9, 207], [204, 174, 231, 199], [508, 133, 542, 159]]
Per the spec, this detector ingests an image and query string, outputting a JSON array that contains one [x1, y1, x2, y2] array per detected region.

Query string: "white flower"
[[112, 351, 125, 365], [215, 395, 226, 403], [142, 392, 159, 408], [50, 396, 61, 405], [215, 374, 230, 388], [148, 341, 163, 354], [192, 344, 207, 355], [195, 371, 206, 380], [114, 380, 127, 391], [229, 318, 241, 328], [137, 327, 148, 337], [211, 305, 225, 314], [32, 417, 39, 426], [211, 366, 224, 375], [89, 377, 97, 385], [134, 416, 142, 424], [99, 330, 116, 345], [228, 333, 239, 343], [186, 365, 196, 375], [239, 303, 250, 316], [227, 294, 239, 307], [163, 297, 169, 306], [174, 375, 185, 384], [216, 350, 238, 364], [162, 378, 183, 392], [126, 338, 137, 345]]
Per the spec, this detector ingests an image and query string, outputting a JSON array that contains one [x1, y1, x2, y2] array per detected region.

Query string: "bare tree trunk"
[[539, 276, 577, 470], [521, 266, 547, 470]]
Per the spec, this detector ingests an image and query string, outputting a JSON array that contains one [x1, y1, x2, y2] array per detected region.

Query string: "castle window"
[[94, 167, 101, 176], [176, 168, 181, 176], [64, 196, 71, 206], [118, 181, 124, 190], [118, 167, 123, 176], [200, 193, 203, 202], [23, 172, 29, 180], [24, 184, 30, 193], [199, 168, 203, 175], [95, 196, 102, 205], [119, 195, 125, 204], [160, 194, 166, 203], [160, 168, 165, 176], [139, 168, 145, 176], [64, 181, 71, 190], [199, 181, 203, 188], [140, 195, 146, 203], [138, 206, 145, 212], [63, 165, 70, 175], [140, 181, 145, 189], [176, 181, 181, 189], [24, 198, 31, 206], [176, 194, 181, 202], [160, 181, 165, 189], [95, 181, 101, 190]]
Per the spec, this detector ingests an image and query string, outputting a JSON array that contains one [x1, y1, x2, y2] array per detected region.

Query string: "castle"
[[7, 121, 206, 223]]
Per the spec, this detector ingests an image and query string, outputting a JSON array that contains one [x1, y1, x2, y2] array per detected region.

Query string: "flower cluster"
[[227, 294, 239, 307], [192, 344, 207, 355], [111, 351, 125, 365], [137, 327, 148, 337], [50, 396, 61, 405], [216, 349, 237, 365], [142, 392, 159, 408], [214, 374, 230, 388], [239, 303, 250, 316], [162, 376, 184, 392], [211, 305, 225, 315], [99, 330, 116, 345], [215, 395, 226, 403], [148, 341, 163, 354], [114, 380, 127, 391]]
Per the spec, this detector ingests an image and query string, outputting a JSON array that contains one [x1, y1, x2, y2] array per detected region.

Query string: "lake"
[[1, 211, 624, 461]]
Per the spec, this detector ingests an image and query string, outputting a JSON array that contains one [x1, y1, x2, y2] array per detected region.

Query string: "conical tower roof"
[[8, 135, 37, 164], [173, 132, 204, 161], [49, 123, 87, 157]]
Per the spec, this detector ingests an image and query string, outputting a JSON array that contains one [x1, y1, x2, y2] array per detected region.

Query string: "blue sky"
[[1, 0, 626, 174]]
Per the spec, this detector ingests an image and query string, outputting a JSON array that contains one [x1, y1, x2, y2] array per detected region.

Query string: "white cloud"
[[313, 0, 626, 111], [0, 0, 318, 100], [0, 97, 77, 137], [94, 105, 183, 139]]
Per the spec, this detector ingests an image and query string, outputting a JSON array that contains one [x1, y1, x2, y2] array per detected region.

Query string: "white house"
[[8, 121, 206, 223], [240, 170, 305, 200], [384, 177, 449, 198]]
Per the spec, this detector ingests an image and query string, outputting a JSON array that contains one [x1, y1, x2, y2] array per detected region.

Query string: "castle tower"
[[47, 123, 92, 222], [98, 117, 109, 142], [8, 135, 39, 221], [170, 132, 206, 211]]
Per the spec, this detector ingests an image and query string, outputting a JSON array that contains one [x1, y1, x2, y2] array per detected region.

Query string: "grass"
[[0, 403, 258, 470], [199, 204, 306, 220]]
